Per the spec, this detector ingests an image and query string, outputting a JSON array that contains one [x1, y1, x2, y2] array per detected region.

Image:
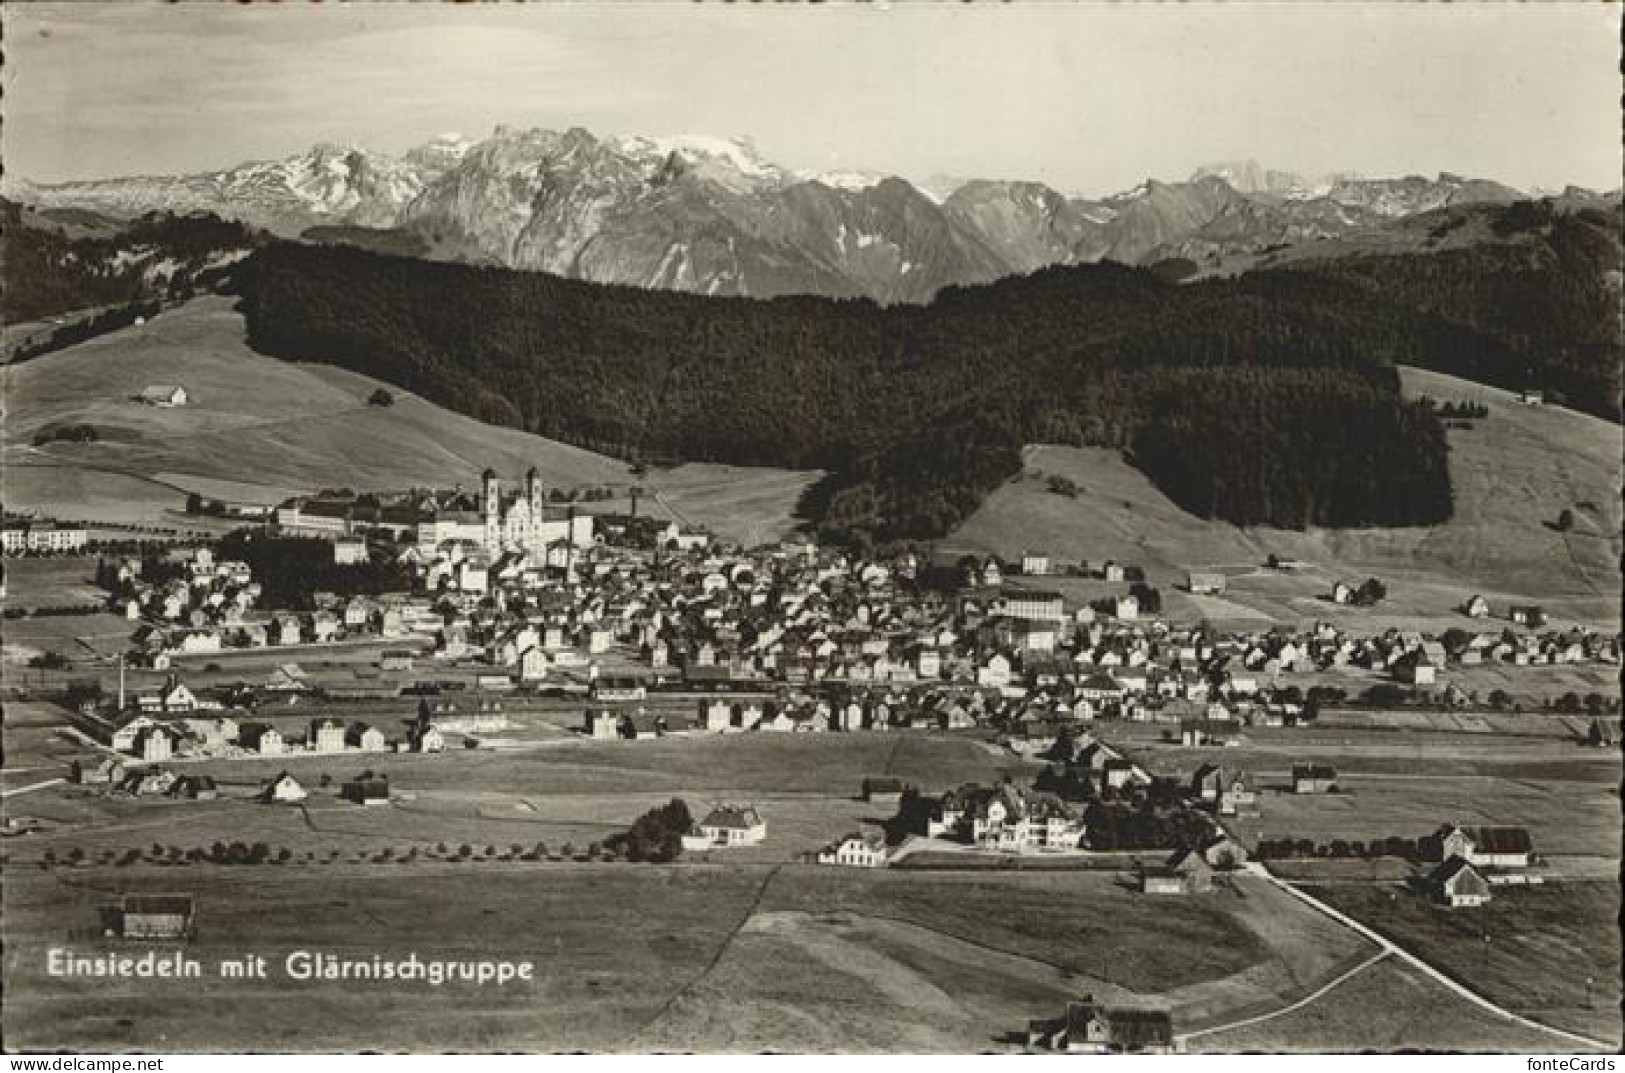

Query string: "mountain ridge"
[[13, 125, 1553, 302]]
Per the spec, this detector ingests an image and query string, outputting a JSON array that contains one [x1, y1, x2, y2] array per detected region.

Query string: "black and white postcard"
[[1, 1, 1620, 1057]]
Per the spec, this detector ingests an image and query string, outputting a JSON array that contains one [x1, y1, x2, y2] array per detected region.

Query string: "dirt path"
[[1178, 950, 1390, 1044]]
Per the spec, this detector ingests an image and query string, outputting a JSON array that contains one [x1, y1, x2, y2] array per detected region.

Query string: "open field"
[[1188, 955, 1585, 1053], [1, 856, 1381, 1053], [947, 367, 1621, 631], [4, 710, 1613, 1052], [2, 863, 767, 1053], [0, 297, 818, 546], [1095, 723, 1620, 862], [1313, 882, 1622, 1046], [1099, 722, 1623, 783], [2, 556, 109, 607], [3, 611, 135, 667]]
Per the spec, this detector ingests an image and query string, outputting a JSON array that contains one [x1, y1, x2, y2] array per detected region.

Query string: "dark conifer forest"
[[236, 207, 1618, 546]]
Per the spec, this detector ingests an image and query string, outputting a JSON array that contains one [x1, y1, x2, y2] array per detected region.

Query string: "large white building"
[[414, 469, 594, 557], [277, 467, 595, 558], [1, 520, 88, 554]]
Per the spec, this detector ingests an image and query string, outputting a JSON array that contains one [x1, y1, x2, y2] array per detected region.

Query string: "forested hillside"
[[1, 199, 263, 324], [239, 242, 1479, 545], [1274, 201, 1622, 421]]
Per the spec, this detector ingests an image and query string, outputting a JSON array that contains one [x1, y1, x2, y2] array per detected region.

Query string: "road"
[[2, 777, 66, 799]]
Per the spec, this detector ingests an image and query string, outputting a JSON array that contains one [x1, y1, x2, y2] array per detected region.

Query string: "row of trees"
[[217, 531, 411, 609]]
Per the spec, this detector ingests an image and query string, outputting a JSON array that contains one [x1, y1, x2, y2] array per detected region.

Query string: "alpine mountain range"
[[9, 124, 1601, 303]]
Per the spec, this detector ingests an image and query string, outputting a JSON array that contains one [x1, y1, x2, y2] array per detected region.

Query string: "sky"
[[4, 2, 1620, 194]]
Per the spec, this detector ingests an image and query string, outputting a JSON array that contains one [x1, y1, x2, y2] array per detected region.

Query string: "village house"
[[169, 774, 219, 800], [1019, 551, 1050, 576], [259, 771, 307, 803], [239, 724, 286, 756], [346, 722, 388, 752], [342, 773, 391, 806], [1464, 594, 1490, 618], [689, 804, 767, 848], [1291, 764, 1338, 794], [310, 718, 346, 753], [1142, 848, 1214, 895], [817, 831, 889, 867], [1430, 856, 1492, 908], [1435, 824, 1533, 869]]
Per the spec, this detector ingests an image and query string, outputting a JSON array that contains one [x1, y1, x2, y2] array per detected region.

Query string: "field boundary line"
[[1177, 950, 1389, 1044]]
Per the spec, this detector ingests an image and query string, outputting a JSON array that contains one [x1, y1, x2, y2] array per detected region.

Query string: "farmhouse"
[[1510, 605, 1546, 628], [114, 894, 196, 940], [1142, 848, 1214, 895], [136, 384, 189, 407], [1430, 856, 1492, 908], [1464, 595, 1490, 618], [1436, 824, 1533, 869], [341, 773, 391, 806], [259, 772, 307, 804], [1395, 651, 1440, 685], [861, 776, 909, 808], [1027, 997, 1174, 1054], [1187, 572, 1226, 596]]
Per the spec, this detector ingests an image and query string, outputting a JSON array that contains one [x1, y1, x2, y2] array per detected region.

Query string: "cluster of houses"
[[1425, 824, 1537, 908], [101, 684, 451, 761], [114, 546, 433, 667]]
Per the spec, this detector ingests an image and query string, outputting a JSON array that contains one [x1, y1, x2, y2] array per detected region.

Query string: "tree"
[[1555, 508, 1575, 532], [368, 387, 395, 407]]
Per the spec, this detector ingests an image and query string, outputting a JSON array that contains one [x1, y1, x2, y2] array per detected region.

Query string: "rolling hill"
[[0, 297, 818, 544], [945, 366, 1622, 630]]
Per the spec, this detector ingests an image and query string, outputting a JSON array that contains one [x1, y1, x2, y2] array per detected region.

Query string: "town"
[[3, 458, 1619, 1053]]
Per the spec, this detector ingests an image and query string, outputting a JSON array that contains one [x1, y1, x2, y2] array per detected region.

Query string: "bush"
[[368, 388, 395, 407]]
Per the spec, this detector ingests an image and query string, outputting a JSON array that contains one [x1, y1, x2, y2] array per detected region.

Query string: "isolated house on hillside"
[[136, 385, 189, 408], [1025, 997, 1173, 1054], [113, 894, 196, 940], [259, 771, 306, 804]]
